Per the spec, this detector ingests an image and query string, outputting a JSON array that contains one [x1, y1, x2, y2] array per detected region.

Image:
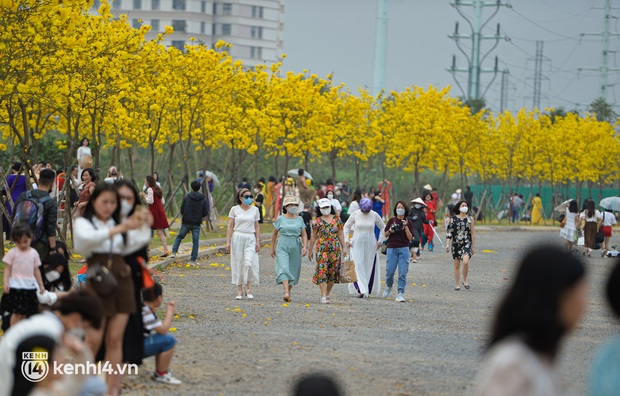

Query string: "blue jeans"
[[171, 224, 201, 261], [144, 333, 176, 358], [385, 247, 410, 294]]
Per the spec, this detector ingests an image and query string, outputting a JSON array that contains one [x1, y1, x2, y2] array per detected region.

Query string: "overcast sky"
[[283, 0, 615, 114]]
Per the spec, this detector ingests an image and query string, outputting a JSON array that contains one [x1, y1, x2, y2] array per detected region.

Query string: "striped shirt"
[[142, 305, 162, 337]]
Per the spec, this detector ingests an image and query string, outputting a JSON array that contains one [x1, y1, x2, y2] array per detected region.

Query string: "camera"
[[390, 222, 404, 232]]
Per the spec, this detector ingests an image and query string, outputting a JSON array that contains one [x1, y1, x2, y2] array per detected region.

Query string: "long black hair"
[[489, 245, 586, 359], [568, 199, 579, 214], [82, 183, 122, 225], [114, 179, 142, 217], [315, 205, 335, 218], [585, 199, 596, 219]]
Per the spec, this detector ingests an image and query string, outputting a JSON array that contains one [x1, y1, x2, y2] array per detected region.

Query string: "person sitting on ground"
[[170, 180, 209, 265], [142, 283, 182, 384]]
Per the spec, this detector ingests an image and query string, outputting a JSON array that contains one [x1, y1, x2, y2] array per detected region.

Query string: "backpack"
[[12, 191, 53, 243]]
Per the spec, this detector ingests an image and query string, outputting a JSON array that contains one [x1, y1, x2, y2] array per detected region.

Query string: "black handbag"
[[86, 239, 118, 296], [596, 213, 606, 244]]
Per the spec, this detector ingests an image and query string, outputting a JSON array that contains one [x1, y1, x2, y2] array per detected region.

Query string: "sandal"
[[283, 292, 291, 302], [462, 282, 470, 290], [319, 297, 330, 304], [455, 287, 461, 291], [245, 291, 254, 299]]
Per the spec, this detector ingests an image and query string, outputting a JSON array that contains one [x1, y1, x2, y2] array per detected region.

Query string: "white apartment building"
[[92, 0, 285, 66]]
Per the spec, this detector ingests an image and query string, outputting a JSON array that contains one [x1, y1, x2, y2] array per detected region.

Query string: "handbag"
[[86, 238, 118, 296], [596, 213, 605, 244], [339, 255, 357, 283], [137, 256, 155, 290], [380, 239, 388, 255]]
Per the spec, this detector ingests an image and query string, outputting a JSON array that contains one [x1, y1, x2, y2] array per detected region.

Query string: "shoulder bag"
[[596, 212, 605, 244], [86, 236, 118, 296]]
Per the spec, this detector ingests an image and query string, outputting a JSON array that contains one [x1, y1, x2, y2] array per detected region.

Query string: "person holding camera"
[[383, 201, 414, 302]]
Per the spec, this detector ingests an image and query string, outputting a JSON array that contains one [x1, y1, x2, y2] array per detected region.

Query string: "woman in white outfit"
[[226, 188, 261, 300], [73, 183, 152, 396], [347, 190, 362, 214], [343, 198, 385, 298], [559, 200, 580, 253], [76, 137, 92, 177]]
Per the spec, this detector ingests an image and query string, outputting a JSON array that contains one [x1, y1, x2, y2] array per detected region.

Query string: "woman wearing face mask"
[[308, 198, 346, 304], [73, 183, 152, 396], [116, 180, 154, 370], [445, 200, 476, 290], [344, 198, 386, 298], [226, 188, 261, 300], [325, 187, 342, 217], [383, 201, 414, 302], [421, 192, 437, 252], [270, 196, 308, 302], [477, 245, 587, 395], [408, 198, 427, 263]]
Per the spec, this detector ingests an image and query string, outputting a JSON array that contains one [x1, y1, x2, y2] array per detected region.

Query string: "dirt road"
[[123, 229, 618, 395]]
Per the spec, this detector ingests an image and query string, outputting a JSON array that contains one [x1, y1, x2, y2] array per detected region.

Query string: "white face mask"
[[253, 189, 259, 194], [120, 200, 133, 217], [396, 208, 405, 216], [460, 206, 469, 213], [320, 207, 331, 216], [327, 194, 334, 199], [287, 206, 298, 214], [414, 204, 422, 209]]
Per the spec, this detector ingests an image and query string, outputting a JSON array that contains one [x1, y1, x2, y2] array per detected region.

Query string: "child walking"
[[1, 223, 45, 326]]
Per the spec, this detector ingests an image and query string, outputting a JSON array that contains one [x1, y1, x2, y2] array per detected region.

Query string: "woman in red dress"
[[378, 179, 392, 218], [422, 191, 437, 251], [140, 175, 170, 257]]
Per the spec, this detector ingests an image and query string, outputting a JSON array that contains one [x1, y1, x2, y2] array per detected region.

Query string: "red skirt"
[[149, 194, 169, 230]]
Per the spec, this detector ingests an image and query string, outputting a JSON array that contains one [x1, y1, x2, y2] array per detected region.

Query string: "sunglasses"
[[242, 195, 253, 199]]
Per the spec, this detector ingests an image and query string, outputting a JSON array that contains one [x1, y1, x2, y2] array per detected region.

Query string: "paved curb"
[[148, 233, 273, 270]]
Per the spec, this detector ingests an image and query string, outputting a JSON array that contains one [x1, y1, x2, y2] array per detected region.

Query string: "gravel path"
[[123, 229, 618, 395]]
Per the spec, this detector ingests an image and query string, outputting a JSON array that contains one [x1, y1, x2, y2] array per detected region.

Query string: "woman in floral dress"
[[308, 198, 347, 304], [446, 200, 475, 291]]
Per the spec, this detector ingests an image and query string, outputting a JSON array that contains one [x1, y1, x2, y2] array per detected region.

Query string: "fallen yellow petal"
[[241, 313, 247, 317], [291, 341, 297, 345], [169, 327, 177, 332]]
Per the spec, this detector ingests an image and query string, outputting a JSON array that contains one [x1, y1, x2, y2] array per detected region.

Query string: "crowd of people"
[[228, 171, 478, 303], [0, 151, 619, 395], [0, 148, 189, 395]]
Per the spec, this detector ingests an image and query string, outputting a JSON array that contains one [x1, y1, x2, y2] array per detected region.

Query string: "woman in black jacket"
[[408, 198, 427, 263]]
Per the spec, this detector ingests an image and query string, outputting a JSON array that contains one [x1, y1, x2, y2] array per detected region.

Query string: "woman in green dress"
[[270, 195, 308, 302]]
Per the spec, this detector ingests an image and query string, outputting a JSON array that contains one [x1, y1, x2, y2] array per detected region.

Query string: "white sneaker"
[[189, 261, 197, 265], [395, 293, 406, 302], [245, 293, 254, 299], [169, 253, 176, 258], [153, 372, 182, 385], [235, 295, 243, 300], [382, 287, 392, 298]]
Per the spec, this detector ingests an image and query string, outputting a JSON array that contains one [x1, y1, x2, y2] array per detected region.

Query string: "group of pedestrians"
[[559, 198, 617, 257], [225, 178, 476, 304]]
